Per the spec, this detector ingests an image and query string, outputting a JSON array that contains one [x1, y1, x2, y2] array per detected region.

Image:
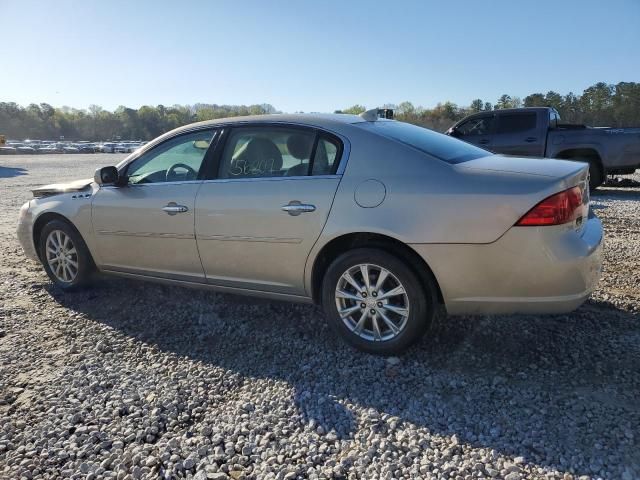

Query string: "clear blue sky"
[[1, 0, 638, 113]]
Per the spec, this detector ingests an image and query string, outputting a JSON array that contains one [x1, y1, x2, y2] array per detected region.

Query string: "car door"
[[91, 128, 218, 281], [491, 111, 545, 156], [195, 125, 344, 296], [451, 114, 495, 151]]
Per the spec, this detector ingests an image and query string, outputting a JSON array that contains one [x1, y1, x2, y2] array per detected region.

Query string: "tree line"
[[0, 103, 278, 141], [1, 81, 638, 141], [339, 81, 640, 132]]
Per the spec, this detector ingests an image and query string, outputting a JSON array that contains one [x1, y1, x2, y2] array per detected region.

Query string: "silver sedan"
[[17, 112, 603, 354]]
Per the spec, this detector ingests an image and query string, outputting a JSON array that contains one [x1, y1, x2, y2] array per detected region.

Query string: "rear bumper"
[[410, 214, 603, 315]]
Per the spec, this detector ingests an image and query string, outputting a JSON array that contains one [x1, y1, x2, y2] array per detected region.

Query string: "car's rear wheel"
[[39, 219, 94, 290], [321, 248, 436, 355]]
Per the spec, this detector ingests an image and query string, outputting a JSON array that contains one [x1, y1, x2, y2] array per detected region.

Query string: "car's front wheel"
[[39, 219, 94, 290], [322, 248, 436, 355]]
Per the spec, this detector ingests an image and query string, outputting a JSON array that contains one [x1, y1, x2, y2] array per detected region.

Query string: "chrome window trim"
[[100, 175, 341, 189], [201, 174, 340, 185], [100, 180, 204, 190], [117, 121, 351, 178]]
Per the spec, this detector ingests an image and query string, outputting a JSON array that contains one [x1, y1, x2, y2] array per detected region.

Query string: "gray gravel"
[[1, 155, 639, 480]]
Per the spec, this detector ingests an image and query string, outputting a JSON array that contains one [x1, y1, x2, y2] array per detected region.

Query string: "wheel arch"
[[32, 212, 87, 262], [555, 147, 605, 187], [309, 232, 444, 306], [555, 147, 603, 166]]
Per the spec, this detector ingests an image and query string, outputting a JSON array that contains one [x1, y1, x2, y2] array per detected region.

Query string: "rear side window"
[[217, 127, 343, 178], [496, 113, 537, 134], [219, 127, 315, 179], [312, 136, 340, 175], [358, 121, 489, 164]]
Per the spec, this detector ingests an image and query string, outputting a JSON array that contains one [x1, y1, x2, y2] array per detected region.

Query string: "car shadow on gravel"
[[47, 277, 640, 476], [0, 166, 27, 178]]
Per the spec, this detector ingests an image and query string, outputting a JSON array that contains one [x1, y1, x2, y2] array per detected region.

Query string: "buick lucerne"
[[17, 111, 603, 354]]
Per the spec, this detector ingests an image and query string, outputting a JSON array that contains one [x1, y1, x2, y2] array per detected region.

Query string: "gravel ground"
[[1, 154, 639, 480]]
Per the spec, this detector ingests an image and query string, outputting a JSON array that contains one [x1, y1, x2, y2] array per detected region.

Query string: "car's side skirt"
[[100, 268, 315, 304]]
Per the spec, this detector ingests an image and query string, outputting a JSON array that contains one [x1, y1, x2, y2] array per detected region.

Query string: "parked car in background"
[[17, 112, 603, 354], [446, 107, 640, 189], [76, 143, 97, 153], [114, 142, 141, 153], [15, 144, 37, 154], [0, 146, 17, 155], [96, 142, 117, 153], [60, 144, 79, 154], [37, 145, 59, 154]]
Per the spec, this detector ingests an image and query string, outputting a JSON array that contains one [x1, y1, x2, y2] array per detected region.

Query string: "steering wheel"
[[166, 163, 197, 182]]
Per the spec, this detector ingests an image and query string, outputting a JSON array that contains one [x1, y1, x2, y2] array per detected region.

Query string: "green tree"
[[495, 94, 513, 109], [524, 93, 546, 107], [470, 99, 484, 112], [341, 104, 366, 115], [544, 91, 564, 111], [397, 101, 416, 115]]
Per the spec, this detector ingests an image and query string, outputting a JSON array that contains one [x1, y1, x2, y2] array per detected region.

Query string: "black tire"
[[39, 219, 94, 290], [586, 158, 604, 190], [321, 248, 436, 355]]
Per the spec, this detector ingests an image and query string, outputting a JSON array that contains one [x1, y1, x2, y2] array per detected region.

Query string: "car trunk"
[[438, 155, 591, 243], [455, 154, 589, 180]]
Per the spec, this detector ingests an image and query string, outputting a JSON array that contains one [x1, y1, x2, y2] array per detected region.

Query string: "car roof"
[[175, 113, 367, 133], [118, 113, 388, 168], [476, 107, 551, 115]]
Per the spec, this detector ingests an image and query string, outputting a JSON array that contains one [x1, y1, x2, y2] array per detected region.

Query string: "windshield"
[[358, 121, 490, 164]]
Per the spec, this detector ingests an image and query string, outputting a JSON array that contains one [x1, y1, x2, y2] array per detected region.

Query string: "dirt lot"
[[1, 154, 639, 480]]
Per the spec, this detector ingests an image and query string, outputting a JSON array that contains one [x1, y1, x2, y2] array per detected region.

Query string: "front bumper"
[[17, 202, 39, 261], [410, 213, 603, 315]]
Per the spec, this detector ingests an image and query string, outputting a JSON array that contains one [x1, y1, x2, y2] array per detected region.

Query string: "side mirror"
[[447, 127, 461, 138], [94, 166, 119, 185]]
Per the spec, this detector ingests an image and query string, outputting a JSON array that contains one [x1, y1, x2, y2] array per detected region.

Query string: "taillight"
[[516, 186, 583, 226]]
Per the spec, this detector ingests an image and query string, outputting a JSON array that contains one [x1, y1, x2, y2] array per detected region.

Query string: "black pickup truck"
[[446, 107, 640, 188]]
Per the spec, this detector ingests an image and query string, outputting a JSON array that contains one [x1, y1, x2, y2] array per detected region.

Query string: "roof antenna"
[[359, 108, 394, 121], [359, 108, 380, 121]]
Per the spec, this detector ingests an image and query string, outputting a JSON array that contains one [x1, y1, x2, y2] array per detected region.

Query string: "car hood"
[[32, 178, 94, 198], [456, 154, 587, 178]]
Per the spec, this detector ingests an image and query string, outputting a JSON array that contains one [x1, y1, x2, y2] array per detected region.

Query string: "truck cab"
[[447, 107, 640, 189], [446, 107, 556, 156]]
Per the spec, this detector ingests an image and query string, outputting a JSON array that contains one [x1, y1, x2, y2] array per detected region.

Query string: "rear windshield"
[[358, 121, 490, 164]]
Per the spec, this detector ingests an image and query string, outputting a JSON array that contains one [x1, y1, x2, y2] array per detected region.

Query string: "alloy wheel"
[[45, 229, 79, 283], [335, 263, 410, 342]]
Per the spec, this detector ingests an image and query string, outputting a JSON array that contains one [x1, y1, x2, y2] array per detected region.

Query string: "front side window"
[[219, 127, 317, 179], [496, 113, 537, 134], [126, 129, 216, 184], [456, 116, 494, 136]]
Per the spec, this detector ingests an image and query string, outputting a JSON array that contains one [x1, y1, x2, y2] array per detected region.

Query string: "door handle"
[[282, 201, 316, 216], [162, 202, 188, 215], [478, 139, 490, 145], [525, 137, 537, 143]]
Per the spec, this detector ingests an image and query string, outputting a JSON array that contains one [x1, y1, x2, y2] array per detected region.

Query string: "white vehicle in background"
[[114, 143, 139, 153], [125, 142, 142, 153], [96, 143, 117, 153]]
